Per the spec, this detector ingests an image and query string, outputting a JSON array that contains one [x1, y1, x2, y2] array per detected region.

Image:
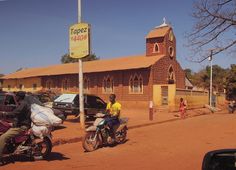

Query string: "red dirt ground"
[[1, 110, 236, 170]]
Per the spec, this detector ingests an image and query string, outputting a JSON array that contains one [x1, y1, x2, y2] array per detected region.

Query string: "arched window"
[[169, 46, 174, 58], [169, 30, 174, 42], [103, 76, 114, 93], [7, 85, 11, 91], [83, 77, 90, 93], [32, 84, 37, 91], [153, 43, 159, 53], [62, 79, 70, 91], [19, 84, 24, 90], [46, 80, 53, 90], [129, 74, 143, 94], [168, 66, 175, 84]]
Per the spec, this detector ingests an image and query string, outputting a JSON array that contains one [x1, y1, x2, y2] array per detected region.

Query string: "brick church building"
[[2, 21, 186, 109]]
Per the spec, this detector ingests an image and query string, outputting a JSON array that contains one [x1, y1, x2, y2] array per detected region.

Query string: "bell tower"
[[146, 18, 176, 59]]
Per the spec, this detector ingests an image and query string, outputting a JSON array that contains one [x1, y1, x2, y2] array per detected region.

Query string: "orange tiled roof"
[[3, 54, 164, 79], [146, 26, 170, 39]]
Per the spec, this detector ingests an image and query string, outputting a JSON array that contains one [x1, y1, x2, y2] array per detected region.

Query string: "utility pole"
[[208, 50, 213, 107], [199, 48, 222, 107], [78, 0, 85, 129]]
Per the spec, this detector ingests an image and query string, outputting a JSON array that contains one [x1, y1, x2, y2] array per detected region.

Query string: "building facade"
[[2, 22, 186, 109]]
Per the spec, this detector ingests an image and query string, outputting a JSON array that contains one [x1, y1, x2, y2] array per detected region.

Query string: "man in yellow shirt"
[[106, 94, 121, 118], [105, 94, 121, 140]]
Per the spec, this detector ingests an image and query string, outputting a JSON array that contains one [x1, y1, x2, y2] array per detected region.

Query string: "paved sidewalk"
[[52, 107, 213, 146]]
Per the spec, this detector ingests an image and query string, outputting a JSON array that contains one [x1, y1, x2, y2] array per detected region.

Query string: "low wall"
[[173, 89, 226, 111], [173, 89, 209, 111], [216, 94, 226, 105]]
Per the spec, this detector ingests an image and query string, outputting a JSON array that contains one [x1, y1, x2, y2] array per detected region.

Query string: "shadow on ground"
[[65, 117, 81, 123], [53, 125, 66, 131], [46, 152, 70, 161], [0, 152, 69, 166]]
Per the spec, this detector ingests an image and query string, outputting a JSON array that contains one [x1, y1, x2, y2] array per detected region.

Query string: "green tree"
[[184, 68, 194, 80], [61, 53, 99, 64], [225, 64, 236, 100], [192, 69, 209, 90], [191, 65, 227, 92], [207, 65, 227, 92]]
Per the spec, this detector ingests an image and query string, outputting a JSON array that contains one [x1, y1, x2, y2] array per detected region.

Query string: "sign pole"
[[78, 0, 85, 129], [209, 50, 213, 107]]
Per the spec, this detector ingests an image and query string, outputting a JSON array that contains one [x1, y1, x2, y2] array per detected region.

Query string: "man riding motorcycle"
[[105, 94, 121, 141], [82, 94, 128, 151], [0, 91, 31, 162]]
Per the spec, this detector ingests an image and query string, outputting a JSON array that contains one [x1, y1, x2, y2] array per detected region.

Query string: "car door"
[[0, 94, 6, 111], [89, 96, 107, 115], [84, 96, 97, 116], [3, 94, 17, 112]]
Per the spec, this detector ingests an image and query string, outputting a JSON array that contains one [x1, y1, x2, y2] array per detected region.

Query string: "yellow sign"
[[69, 23, 90, 58]]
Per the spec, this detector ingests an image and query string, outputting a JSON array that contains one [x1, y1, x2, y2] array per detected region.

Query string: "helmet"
[[16, 91, 26, 100]]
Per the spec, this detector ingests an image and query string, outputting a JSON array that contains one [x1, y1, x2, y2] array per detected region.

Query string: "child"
[[179, 98, 186, 119]]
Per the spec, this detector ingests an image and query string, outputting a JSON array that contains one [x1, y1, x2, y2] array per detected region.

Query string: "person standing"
[[179, 98, 186, 119]]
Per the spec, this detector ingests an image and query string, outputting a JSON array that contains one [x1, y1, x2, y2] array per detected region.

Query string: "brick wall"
[[152, 56, 185, 88], [42, 74, 78, 93], [146, 37, 165, 56], [42, 68, 153, 103], [146, 28, 176, 58], [41, 56, 185, 104]]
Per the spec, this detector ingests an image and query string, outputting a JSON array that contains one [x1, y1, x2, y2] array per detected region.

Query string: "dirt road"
[[2, 112, 236, 170]]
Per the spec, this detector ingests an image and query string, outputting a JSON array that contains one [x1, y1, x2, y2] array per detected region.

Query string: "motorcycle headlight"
[[98, 119, 105, 126]]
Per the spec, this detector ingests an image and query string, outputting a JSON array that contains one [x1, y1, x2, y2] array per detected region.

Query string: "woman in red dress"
[[179, 98, 186, 119]]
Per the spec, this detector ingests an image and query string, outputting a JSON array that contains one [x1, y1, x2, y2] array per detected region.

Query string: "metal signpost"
[[208, 50, 213, 107], [69, 0, 90, 129]]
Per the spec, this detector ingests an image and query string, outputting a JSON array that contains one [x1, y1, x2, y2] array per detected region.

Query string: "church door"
[[161, 86, 168, 105]]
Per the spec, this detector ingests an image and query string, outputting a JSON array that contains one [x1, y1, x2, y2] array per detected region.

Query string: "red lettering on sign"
[[71, 35, 88, 42]]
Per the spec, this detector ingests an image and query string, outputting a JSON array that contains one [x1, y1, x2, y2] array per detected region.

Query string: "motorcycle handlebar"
[[0, 111, 7, 119], [95, 112, 110, 118], [0, 111, 15, 119]]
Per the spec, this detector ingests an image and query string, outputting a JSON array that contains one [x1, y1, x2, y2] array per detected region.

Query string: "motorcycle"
[[228, 101, 236, 114], [82, 113, 128, 152], [0, 119, 52, 163]]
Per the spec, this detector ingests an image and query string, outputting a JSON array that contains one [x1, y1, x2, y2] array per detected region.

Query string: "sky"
[[0, 0, 235, 75]]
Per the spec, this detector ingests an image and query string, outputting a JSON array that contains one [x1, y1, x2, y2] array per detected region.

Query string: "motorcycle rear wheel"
[[34, 137, 52, 159], [115, 128, 127, 144], [82, 132, 99, 152]]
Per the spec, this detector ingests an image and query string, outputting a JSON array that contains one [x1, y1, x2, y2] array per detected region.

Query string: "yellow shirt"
[[106, 102, 121, 117]]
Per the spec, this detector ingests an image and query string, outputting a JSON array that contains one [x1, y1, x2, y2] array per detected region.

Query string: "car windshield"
[[0, 94, 5, 104], [54, 94, 77, 103]]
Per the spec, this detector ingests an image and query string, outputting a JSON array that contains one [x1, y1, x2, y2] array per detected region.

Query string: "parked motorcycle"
[[0, 119, 52, 163], [228, 101, 236, 113], [82, 113, 128, 152]]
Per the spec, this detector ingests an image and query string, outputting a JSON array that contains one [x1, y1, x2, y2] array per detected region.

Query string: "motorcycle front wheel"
[[34, 137, 52, 159], [82, 132, 99, 152], [115, 128, 127, 144]]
